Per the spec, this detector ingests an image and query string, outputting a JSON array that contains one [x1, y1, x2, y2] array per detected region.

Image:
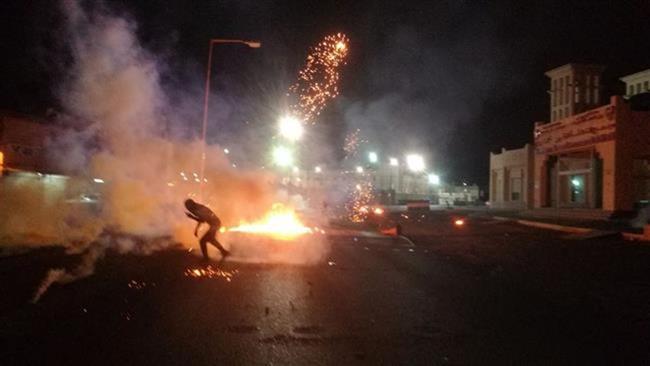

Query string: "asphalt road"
[[1, 211, 650, 365]]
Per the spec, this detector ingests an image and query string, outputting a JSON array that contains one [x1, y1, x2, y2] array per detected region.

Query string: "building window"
[[585, 75, 591, 104], [553, 79, 557, 106], [510, 177, 522, 201], [638, 83, 643, 94], [574, 79, 580, 103], [629, 85, 635, 95], [559, 78, 564, 104], [564, 106, 569, 118], [552, 110, 556, 121], [564, 76, 570, 104], [645, 81, 649, 92]]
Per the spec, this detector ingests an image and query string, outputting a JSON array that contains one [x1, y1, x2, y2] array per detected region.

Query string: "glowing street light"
[[272, 146, 294, 167], [368, 151, 378, 163], [406, 154, 425, 172], [428, 173, 440, 185], [314, 166, 322, 173], [356, 166, 364, 174], [278, 115, 304, 141], [389, 157, 399, 166]]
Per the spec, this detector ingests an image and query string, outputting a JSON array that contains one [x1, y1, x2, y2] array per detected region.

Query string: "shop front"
[[534, 96, 650, 213]]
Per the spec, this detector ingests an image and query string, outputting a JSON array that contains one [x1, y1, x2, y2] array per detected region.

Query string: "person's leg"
[[199, 233, 209, 259], [207, 226, 229, 256]]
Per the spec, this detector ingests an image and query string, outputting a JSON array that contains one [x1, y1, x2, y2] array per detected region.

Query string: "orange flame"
[[226, 204, 313, 240]]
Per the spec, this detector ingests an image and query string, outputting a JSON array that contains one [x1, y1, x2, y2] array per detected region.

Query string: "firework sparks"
[[343, 128, 368, 160], [346, 180, 375, 222], [289, 33, 349, 123], [184, 266, 239, 281]]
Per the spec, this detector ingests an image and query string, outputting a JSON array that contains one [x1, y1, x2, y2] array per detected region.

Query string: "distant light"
[[462, 182, 467, 186], [356, 166, 364, 174], [232, 163, 237, 168], [93, 178, 105, 184], [454, 219, 465, 227], [292, 166, 299, 174], [278, 115, 304, 141], [272, 146, 294, 167], [389, 157, 399, 166], [223, 148, 230, 154], [167, 182, 175, 187], [203, 178, 208, 183], [193, 172, 198, 178], [428, 173, 440, 185], [373, 207, 384, 215], [314, 166, 322, 173], [368, 151, 378, 163], [180, 172, 186, 177], [406, 154, 425, 172], [194, 178, 200, 183], [571, 178, 581, 187]]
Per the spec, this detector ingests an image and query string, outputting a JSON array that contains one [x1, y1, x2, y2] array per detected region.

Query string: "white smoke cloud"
[[22, 0, 329, 302]]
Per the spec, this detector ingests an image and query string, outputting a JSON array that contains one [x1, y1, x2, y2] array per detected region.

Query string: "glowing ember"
[[226, 204, 313, 240], [454, 219, 465, 227], [184, 266, 239, 281]]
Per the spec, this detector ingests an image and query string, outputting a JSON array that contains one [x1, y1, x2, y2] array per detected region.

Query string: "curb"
[[489, 215, 650, 242], [622, 232, 650, 242], [515, 219, 593, 234]]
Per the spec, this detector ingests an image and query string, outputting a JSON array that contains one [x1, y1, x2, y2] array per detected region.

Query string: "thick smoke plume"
[[21, 0, 329, 301]]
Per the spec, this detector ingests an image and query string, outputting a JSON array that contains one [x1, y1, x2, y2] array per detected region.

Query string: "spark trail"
[[289, 33, 349, 124]]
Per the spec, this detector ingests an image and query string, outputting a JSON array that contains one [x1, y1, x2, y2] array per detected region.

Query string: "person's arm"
[[194, 221, 202, 237], [186, 212, 200, 221]]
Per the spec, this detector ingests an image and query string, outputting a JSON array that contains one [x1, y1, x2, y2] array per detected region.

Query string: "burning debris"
[[226, 203, 313, 240], [184, 266, 239, 281]]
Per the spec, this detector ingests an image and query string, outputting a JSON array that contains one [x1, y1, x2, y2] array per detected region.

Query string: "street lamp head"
[[406, 154, 425, 172], [246, 41, 262, 48]]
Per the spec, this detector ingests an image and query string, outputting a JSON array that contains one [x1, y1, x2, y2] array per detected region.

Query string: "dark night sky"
[[1, 0, 649, 187]]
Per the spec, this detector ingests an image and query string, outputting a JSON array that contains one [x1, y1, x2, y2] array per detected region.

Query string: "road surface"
[[1, 211, 649, 365]]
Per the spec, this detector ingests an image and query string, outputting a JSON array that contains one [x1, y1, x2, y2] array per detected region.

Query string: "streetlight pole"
[[199, 39, 261, 200]]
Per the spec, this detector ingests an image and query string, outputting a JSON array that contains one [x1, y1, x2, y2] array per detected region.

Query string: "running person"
[[184, 199, 230, 260]]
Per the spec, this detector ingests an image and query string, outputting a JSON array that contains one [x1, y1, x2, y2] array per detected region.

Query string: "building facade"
[[489, 144, 534, 209], [0, 111, 61, 173], [620, 69, 650, 97], [546, 64, 605, 122], [533, 95, 650, 212]]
